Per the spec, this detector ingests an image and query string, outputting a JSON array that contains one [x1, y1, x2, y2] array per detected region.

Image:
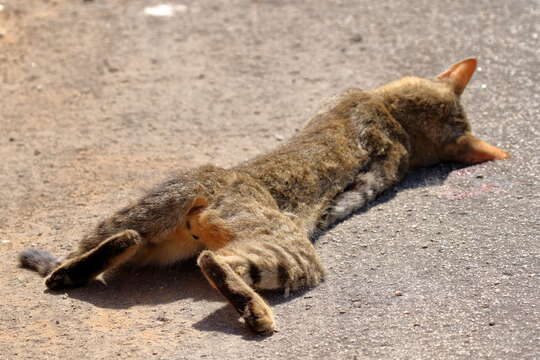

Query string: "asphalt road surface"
[[1, 1, 538, 359]]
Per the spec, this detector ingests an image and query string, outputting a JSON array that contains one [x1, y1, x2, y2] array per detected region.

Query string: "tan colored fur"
[[19, 58, 509, 335]]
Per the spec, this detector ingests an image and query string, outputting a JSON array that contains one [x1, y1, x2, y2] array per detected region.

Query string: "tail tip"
[[19, 248, 60, 276]]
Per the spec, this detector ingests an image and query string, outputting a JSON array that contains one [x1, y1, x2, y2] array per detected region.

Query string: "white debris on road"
[[143, 4, 188, 17]]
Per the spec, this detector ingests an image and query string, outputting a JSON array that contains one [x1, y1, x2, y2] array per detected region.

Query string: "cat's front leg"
[[322, 144, 409, 229], [321, 171, 383, 228]]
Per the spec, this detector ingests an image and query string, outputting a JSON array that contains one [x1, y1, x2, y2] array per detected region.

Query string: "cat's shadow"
[[46, 259, 265, 338], [47, 259, 304, 339], [51, 259, 218, 308], [48, 163, 462, 337]]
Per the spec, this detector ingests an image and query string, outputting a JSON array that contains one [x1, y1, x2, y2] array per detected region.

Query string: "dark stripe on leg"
[[198, 252, 249, 315], [277, 264, 289, 287], [249, 261, 261, 285]]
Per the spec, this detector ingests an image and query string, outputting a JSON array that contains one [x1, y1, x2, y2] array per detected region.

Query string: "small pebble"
[[395, 290, 403, 296], [350, 34, 363, 43], [103, 59, 119, 73]]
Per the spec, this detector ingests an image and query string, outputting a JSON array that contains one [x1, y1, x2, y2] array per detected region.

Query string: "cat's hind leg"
[[197, 232, 325, 334], [197, 250, 276, 334], [45, 230, 142, 290]]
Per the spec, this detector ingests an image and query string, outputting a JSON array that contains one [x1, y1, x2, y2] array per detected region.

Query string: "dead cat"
[[19, 58, 510, 335]]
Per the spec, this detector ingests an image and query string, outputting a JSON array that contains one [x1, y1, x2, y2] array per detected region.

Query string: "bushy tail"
[[19, 248, 61, 277]]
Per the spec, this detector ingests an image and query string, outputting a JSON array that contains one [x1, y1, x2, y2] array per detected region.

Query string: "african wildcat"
[[19, 58, 509, 334]]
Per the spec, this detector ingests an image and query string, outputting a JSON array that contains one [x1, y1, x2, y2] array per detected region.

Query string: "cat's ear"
[[444, 135, 510, 164], [437, 58, 477, 95]]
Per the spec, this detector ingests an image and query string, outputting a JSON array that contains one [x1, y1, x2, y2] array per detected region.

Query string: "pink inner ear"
[[437, 58, 477, 95], [457, 136, 511, 164]]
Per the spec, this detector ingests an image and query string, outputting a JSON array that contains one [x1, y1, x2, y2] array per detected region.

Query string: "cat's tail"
[[18, 248, 61, 277]]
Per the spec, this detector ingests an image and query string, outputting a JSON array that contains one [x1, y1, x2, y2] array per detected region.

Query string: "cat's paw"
[[45, 263, 89, 290], [45, 266, 76, 290], [243, 297, 276, 335]]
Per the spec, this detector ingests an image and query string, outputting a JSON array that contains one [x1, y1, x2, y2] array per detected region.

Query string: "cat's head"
[[376, 58, 510, 168]]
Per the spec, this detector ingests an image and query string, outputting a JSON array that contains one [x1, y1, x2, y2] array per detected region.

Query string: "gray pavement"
[[0, 0, 538, 359]]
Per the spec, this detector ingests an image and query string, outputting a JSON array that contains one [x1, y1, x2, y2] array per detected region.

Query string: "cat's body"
[[19, 59, 509, 334]]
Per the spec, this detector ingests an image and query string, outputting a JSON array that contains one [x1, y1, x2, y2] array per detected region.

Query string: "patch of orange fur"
[[444, 135, 511, 164], [186, 211, 234, 251], [140, 195, 234, 265]]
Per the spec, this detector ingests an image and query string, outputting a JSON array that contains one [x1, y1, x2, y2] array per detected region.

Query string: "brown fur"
[[18, 58, 509, 334]]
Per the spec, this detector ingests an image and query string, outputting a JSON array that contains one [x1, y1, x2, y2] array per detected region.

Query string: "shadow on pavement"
[[46, 259, 221, 308], [317, 162, 466, 238]]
